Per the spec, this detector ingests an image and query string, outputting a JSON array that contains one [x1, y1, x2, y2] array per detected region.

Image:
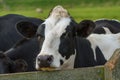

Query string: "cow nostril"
[[37, 56, 41, 62], [47, 55, 53, 63]]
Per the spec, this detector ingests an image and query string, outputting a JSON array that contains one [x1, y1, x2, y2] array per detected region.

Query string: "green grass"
[[0, 0, 120, 22], [1, 0, 120, 10], [0, 6, 120, 22]]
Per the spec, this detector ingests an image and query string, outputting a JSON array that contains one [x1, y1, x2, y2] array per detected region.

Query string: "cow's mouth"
[[37, 67, 56, 71]]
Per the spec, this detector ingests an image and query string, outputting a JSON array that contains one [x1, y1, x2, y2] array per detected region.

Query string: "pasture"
[[0, 0, 120, 22]]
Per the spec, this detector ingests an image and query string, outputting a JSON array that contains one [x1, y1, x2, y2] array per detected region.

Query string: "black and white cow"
[[16, 5, 120, 71], [0, 51, 28, 74]]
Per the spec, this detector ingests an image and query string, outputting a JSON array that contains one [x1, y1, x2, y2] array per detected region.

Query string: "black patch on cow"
[[59, 24, 75, 60], [37, 24, 45, 37], [93, 27, 106, 34], [0, 53, 6, 58], [60, 59, 64, 65], [74, 37, 97, 68], [95, 46, 107, 65]]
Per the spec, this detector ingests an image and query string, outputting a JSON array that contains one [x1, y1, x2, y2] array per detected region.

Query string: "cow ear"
[[76, 20, 95, 37], [16, 21, 38, 38]]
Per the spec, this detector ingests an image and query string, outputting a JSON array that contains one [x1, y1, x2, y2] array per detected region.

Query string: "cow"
[[0, 14, 43, 52], [0, 51, 28, 74], [15, 5, 120, 71]]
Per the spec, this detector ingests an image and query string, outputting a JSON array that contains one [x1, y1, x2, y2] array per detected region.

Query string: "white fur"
[[4, 48, 14, 54], [87, 33, 120, 60], [103, 27, 112, 34], [59, 51, 76, 70]]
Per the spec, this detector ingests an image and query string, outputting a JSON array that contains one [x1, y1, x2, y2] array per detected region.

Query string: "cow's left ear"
[[76, 20, 95, 37], [16, 21, 38, 39]]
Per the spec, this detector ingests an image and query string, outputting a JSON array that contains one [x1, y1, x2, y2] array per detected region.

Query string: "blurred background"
[[0, 0, 120, 22]]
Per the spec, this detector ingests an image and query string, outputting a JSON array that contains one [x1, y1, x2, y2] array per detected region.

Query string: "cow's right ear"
[[76, 20, 95, 37], [16, 21, 38, 39]]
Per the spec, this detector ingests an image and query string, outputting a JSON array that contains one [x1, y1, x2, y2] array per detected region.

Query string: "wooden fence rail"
[[0, 49, 120, 80]]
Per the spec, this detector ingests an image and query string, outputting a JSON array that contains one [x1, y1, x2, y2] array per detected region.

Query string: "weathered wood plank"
[[0, 66, 104, 80], [112, 50, 120, 80], [105, 48, 120, 80]]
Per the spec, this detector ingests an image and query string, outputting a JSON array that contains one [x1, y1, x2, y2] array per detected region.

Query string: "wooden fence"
[[0, 49, 120, 80]]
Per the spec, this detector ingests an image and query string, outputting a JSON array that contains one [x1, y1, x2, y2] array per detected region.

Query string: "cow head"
[[0, 52, 28, 74], [16, 5, 96, 71]]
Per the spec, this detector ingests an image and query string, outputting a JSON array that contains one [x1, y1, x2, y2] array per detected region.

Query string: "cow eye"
[[62, 33, 69, 38]]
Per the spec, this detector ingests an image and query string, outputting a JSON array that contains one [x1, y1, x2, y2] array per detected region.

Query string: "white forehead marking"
[[39, 17, 71, 56], [37, 17, 72, 68]]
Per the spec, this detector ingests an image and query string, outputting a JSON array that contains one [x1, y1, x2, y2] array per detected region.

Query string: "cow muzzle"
[[36, 55, 55, 71]]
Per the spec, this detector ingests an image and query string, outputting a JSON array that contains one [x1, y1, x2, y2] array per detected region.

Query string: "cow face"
[[36, 19, 95, 71], [35, 6, 95, 70], [16, 5, 95, 71], [0, 52, 28, 74]]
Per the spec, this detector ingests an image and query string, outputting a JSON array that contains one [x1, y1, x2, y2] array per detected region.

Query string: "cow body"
[[15, 5, 120, 71]]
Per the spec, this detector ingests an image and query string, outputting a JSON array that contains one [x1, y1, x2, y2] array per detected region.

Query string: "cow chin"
[[36, 66, 59, 71], [38, 67, 57, 71], [35, 62, 61, 71]]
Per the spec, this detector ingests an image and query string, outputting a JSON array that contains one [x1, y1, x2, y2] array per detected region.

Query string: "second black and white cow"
[[16, 5, 120, 71]]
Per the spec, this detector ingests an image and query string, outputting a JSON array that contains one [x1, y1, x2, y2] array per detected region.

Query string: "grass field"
[[0, 0, 120, 22]]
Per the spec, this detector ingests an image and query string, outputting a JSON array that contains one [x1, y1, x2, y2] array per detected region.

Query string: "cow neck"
[[74, 36, 97, 68]]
